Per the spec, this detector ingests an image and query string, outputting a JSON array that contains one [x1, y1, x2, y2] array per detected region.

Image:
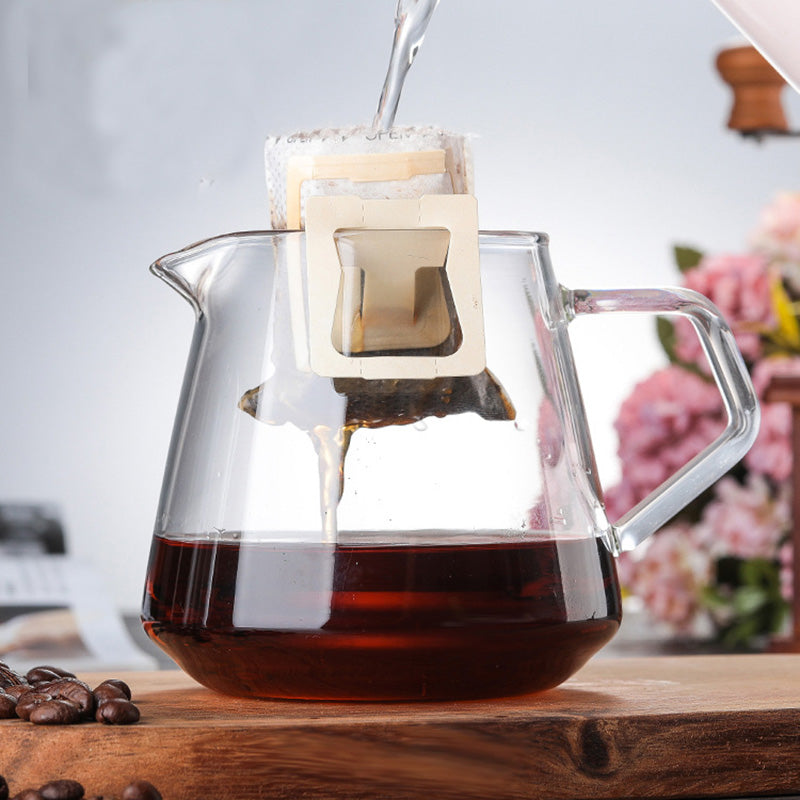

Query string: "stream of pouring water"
[[373, 0, 441, 130]]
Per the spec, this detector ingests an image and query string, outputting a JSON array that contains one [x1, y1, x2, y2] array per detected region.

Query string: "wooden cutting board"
[[2, 654, 799, 800]]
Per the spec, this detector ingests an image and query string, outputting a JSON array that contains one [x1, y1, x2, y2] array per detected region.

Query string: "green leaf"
[[721, 616, 761, 649], [701, 585, 730, 611], [770, 600, 790, 633], [655, 317, 709, 380], [740, 558, 772, 586], [674, 246, 704, 274], [733, 585, 768, 616], [709, 556, 789, 647], [656, 316, 678, 362]]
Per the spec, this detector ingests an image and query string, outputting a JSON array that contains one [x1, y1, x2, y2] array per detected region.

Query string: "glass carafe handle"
[[569, 287, 760, 553]]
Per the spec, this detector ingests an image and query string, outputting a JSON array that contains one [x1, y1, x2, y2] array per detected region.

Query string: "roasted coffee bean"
[[26, 666, 75, 685], [0, 663, 25, 688], [25, 668, 61, 685], [29, 699, 81, 725], [5, 684, 31, 702], [120, 781, 161, 800], [95, 698, 139, 725], [92, 683, 127, 704], [38, 780, 84, 800], [15, 691, 53, 721], [98, 679, 131, 701], [0, 691, 17, 719], [1, 663, 142, 727], [34, 665, 75, 678], [41, 678, 95, 718], [0, 772, 159, 800]]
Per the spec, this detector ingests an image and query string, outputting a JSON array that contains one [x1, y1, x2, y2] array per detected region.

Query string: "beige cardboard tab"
[[305, 194, 485, 380]]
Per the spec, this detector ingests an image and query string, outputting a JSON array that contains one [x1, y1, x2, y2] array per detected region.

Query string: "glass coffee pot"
[[142, 130, 759, 700]]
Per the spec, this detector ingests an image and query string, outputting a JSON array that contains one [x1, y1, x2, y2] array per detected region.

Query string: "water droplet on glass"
[[413, 420, 428, 431]]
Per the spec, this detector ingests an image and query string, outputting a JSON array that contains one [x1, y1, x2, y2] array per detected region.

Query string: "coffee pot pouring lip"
[[149, 230, 287, 314]]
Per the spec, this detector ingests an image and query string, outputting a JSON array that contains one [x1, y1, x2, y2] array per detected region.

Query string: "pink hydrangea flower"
[[609, 194, 800, 643], [604, 366, 725, 520], [622, 523, 711, 632], [528, 500, 548, 530], [614, 549, 636, 589], [744, 356, 800, 483], [695, 475, 789, 560], [673, 253, 775, 367], [603, 482, 639, 525], [751, 191, 800, 265]]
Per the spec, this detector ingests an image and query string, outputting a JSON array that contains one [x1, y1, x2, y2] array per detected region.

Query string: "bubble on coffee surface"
[[374, 0, 441, 130]]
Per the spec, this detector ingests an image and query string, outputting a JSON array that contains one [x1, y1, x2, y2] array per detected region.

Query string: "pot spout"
[[150, 234, 237, 314]]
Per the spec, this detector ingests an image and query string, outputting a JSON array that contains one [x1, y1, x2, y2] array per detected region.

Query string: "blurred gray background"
[[1, 0, 798, 611]]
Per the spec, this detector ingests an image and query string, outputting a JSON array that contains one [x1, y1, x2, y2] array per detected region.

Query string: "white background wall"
[[1, 0, 798, 611]]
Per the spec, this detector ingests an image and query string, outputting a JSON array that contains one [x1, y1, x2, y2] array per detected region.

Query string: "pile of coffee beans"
[[0, 663, 139, 726], [0, 773, 162, 800]]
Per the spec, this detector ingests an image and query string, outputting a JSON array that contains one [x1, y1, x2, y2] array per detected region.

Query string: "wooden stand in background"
[[715, 44, 789, 136], [764, 375, 800, 652]]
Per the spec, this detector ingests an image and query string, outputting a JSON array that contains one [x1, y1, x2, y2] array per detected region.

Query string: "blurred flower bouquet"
[[608, 193, 800, 648]]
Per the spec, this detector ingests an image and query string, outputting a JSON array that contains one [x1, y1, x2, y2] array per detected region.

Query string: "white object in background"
[[0, 556, 156, 672], [712, 0, 800, 92]]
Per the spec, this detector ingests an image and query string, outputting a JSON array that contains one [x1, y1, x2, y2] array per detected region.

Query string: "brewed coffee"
[[142, 533, 621, 700]]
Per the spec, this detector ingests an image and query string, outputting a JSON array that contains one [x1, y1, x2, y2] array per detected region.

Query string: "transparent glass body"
[[142, 230, 758, 700]]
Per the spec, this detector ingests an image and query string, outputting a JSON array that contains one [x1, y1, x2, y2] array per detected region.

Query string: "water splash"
[[373, 0, 441, 130]]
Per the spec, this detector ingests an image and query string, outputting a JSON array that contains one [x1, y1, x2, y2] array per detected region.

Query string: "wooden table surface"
[[2, 654, 800, 800]]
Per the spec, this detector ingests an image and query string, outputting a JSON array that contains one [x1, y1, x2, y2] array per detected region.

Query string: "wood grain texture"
[[2, 655, 800, 799]]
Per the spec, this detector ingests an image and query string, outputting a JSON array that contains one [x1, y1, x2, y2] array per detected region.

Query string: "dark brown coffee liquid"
[[142, 534, 621, 700]]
